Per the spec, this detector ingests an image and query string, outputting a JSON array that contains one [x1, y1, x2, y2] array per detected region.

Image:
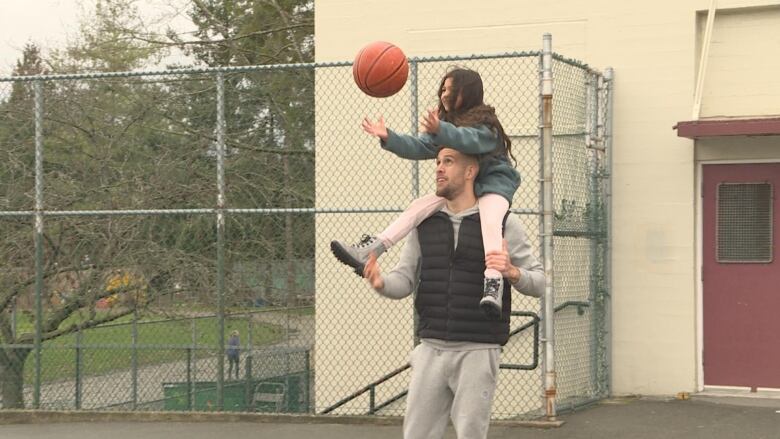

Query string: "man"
[[363, 147, 546, 439]]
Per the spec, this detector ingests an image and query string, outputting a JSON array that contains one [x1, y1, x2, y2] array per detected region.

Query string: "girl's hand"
[[420, 108, 440, 134], [362, 116, 389, 141]]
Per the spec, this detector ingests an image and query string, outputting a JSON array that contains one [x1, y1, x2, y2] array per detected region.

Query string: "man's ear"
[[466, 164, 479, 180]]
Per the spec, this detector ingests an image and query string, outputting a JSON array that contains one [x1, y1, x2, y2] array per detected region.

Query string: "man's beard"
[[435, 183, 459, 200]]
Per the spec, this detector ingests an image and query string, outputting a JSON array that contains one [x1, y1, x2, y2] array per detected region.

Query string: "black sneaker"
[[330, 235, 387, 277], [479, 277, 503, 319]]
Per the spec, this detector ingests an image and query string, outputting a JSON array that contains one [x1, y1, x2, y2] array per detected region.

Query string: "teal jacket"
[[381, 121, 521, 203]]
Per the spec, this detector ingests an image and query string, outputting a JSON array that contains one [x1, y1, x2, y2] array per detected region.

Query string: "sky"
[[0, 0, 194, 76]]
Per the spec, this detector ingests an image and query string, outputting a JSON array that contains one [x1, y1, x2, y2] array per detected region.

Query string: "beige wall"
[[699, 5, 780, 118], [315, 0, 780, 402]]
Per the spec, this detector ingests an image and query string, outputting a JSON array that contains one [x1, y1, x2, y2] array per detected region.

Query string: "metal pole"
[[186, 347, 193, 411], [247, 312, 253, 380], [409, 60, 419, 199], [247, 312, 253, 349], [541, 33, 557, 421], [215, 72, 227, 411], [603, 67, 615, 396], [409, 60, 421, 347], [190, 319, 197, 410], [10, 297, 16, 339], [75, 329, 82, 409], [588, 72, 600, 394], [244, 313, 253, 406], [304, 349, 310, 412], [131, 307, 138, 409], [33, 79, 44, 409]]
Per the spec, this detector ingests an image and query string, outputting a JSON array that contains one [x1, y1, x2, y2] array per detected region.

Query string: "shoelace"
[[485, 279, 501, 298], [354, 234, 376, 248]]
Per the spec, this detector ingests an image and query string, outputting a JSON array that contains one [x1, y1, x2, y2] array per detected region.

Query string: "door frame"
[[696, 158, 780, 392]]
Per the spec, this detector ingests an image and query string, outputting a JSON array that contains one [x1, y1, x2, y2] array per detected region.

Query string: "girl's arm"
[[432, 120, 501, 155], [363, 116, 437, 160], [380, 129, 438, 160]]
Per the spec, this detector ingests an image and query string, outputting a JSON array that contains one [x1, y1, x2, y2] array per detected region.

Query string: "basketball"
[[352, 41, 409, 98]]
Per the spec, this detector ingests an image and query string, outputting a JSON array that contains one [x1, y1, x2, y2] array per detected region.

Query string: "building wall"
[[314, 0, 780, 399], [699, 5, 780, 118]]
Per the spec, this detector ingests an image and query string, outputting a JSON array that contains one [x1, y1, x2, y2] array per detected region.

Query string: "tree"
[[171, 0, 315, 304], [0, 0, 204, 409], [0, 0, 315, 408]]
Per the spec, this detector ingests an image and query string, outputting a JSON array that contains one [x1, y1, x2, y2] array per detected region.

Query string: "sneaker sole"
[[330, 241, 366, 277], [479, 299, 502, 319]]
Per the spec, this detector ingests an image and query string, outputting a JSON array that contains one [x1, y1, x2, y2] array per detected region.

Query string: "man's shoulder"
[[503, 212, 526, 232]]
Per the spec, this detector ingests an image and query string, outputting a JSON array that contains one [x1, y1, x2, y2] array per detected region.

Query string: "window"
[[717, 182, 773, 263]]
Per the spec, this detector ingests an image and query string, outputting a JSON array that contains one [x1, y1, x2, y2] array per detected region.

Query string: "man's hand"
[[362, 116, 389, 141], [363, 251, 385, 290], [420, 108, 440, 134], [485, 240, 521, 284]]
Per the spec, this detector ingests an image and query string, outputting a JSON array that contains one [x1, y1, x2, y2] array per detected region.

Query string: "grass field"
[[15, 310, 295, 383]]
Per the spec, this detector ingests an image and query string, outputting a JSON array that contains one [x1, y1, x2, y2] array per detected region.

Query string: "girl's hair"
[[437, 68, 515, 164]]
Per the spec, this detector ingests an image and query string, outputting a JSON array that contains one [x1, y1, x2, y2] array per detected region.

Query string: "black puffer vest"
[[415, 211, 512, 345]]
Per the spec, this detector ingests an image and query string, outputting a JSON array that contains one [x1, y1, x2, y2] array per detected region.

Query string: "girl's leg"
[[478, 194, 510, 319], [377, 193, 446, 247], [330, 193, 446, 276], [478, 194, 510, 278]]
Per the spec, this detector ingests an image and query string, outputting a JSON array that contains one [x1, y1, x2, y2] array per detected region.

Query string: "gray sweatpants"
[[403, 343, 501, 439]]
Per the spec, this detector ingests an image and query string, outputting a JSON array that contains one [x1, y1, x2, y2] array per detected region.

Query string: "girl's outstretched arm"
[[433, 120, 500, 155], [363, 115, 438, 160], [362, 116, 389, 140], [421, 109, 500, 155]]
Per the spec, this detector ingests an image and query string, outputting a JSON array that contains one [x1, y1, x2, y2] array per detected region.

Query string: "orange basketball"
[[352, 41, 409, 98]]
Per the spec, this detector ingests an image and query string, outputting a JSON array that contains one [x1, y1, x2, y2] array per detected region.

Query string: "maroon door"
[[703, 163, 780, 389]]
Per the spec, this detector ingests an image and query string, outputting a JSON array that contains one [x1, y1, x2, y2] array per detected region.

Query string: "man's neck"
[[445, 193, 478, 213]]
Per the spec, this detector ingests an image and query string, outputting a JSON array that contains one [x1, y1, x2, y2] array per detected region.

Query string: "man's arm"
[[364, 229, 421, 299], [485, 214, 546, 298]]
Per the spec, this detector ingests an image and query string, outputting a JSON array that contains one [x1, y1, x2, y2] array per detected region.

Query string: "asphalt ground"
[[1, 395, 779, 439]]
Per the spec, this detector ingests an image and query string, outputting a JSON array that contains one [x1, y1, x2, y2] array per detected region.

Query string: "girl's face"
[[441, 77, 462, 112]]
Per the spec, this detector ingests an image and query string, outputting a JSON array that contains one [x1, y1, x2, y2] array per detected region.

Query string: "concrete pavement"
[[1, 395, 779, 438]]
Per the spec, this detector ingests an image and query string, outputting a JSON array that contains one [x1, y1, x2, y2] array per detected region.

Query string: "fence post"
[[186, 347, 193, 411], [10, 297, 16, 339], [603, 67, 615, 396], [244, 354, 253, 410], [190, 318, 197, 411], [540, 33, 558, 421], [408, 59, 421, 347], [215, 71, 227, 411], [304, 349, 310, 412], [244, 312, 253, 409], [131, 307, 138, 409], [587, 71, 599, 394], [75, 329, 82, 409], [409, 59, 419, 199], [190, 317, 198, 409], [33, 79, 44, 410]]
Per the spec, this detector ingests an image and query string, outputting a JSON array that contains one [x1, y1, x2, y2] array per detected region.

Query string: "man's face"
[[435, 148, 473, 200]]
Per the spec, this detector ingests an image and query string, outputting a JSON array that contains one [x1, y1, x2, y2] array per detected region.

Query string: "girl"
[[331, 68, 520, 318]]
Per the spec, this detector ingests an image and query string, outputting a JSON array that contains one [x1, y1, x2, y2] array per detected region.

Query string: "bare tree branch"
[[127, 23, 312, 48]]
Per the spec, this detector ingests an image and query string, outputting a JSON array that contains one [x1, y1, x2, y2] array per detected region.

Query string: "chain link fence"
[[0, 37, 611, 420]]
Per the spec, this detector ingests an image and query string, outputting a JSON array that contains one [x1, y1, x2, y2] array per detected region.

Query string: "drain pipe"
[[692, 0, 717, 119]]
